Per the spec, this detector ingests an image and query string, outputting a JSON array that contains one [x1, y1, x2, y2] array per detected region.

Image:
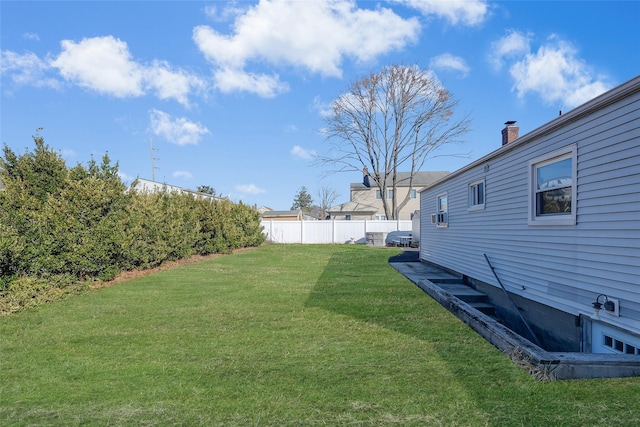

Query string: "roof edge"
[[420, 75, 640, 192]]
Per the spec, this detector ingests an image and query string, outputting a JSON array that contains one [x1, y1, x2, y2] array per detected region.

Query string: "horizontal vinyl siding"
[[420, 84, 640, 334]]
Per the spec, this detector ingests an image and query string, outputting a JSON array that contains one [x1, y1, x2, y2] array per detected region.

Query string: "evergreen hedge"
[[0, 136, 265, 314]]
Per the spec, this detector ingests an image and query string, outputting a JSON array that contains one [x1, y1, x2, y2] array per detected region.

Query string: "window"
[[468, 179, 485, 210], [436, 193, 448, 226], [376, 214, 387, 220], [345, 214, 351, 221], [603, 334, 640, 355], [376, 189, 394, 199], [528, 145, 576, 225], [410, 189, 417, 199]]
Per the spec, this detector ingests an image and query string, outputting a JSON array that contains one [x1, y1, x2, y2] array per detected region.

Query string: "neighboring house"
[[260, 210, 303, 221], [326, 201, 378, 220], [257, 206, 273, 215], [131, 178, 222, 202], [332, 171, 450, 220], [419, 76, 640, 355]]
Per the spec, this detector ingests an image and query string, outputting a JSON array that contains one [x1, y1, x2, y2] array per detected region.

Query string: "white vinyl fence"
[[261, 220, 412, 244]]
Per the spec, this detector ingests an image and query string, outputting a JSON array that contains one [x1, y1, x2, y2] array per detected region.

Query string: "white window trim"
[[436, 192, 448, 227], [528, 145, 577, 226], [468, 178, 485, 211]]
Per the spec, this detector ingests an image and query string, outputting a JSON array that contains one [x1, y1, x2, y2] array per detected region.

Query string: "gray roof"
[[261, 210, 302, 217], [351, 171, 450, 189]]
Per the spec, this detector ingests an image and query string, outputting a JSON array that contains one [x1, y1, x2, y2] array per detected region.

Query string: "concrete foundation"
[[390, 257, 640, 380]]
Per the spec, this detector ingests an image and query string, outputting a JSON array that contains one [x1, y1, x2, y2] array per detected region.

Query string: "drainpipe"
[[484, 254, 542, 348]]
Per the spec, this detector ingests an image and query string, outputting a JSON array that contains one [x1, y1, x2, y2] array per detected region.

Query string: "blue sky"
[[2, 1, 638, 210]]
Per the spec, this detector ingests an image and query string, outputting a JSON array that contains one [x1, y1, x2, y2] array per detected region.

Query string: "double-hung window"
[[528, 145, 576, 225], [468, 179, 485, 211], [376, 189, 394, 199], [436, 193, 448, 227]]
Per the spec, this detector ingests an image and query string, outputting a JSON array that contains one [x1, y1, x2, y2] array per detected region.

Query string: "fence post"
[[332, 220, 336, 244]]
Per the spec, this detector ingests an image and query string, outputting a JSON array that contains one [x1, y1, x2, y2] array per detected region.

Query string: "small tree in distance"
[[317, 186, 339, 220], [197, 185, 216, 195], [316, 64, 471, 220], [291, 186, 313, 215]]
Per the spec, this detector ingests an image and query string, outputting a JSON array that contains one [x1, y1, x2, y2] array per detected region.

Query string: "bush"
[[0, 135, 266, 313], [0, 275, 89, 315]]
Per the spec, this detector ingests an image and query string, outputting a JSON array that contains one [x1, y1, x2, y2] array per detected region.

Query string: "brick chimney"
[[501, 121, 519, 146]]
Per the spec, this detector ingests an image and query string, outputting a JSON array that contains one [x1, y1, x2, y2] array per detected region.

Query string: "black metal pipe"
[[484, 253, 542, 348]]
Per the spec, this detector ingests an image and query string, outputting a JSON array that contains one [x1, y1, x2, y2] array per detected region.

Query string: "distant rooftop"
[[351, 171, 450, 189]]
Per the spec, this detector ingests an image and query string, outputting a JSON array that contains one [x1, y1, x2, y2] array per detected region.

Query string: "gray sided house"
[[420, 75, 640, 355]]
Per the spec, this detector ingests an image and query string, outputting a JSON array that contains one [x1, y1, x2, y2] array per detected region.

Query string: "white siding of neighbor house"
[[420, 78, 640, 337]]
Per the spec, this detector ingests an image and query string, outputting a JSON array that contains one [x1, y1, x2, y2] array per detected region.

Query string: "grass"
[[1, 244, 639, 426]]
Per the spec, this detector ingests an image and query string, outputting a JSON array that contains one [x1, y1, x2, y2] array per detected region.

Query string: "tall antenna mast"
[[149, 137, 159, 181]]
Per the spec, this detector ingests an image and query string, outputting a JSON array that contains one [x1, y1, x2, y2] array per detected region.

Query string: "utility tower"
[[149, 137, 159, 181]]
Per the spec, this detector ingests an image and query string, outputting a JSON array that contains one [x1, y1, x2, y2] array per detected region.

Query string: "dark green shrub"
[[1, 135, 266, 314]]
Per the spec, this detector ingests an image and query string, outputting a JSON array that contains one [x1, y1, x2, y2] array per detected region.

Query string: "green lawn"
[[1, 244, 639, 426]]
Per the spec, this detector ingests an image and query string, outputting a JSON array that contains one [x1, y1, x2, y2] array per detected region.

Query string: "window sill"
[[528, 216, 576, 226]]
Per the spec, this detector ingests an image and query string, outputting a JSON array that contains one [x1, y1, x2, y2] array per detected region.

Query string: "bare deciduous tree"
[[317, 186, 339, 220], [316, 64, 470, 219]]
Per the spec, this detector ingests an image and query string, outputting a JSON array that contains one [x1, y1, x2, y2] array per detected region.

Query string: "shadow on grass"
[[304, 248, 495, 350], [304, 248, 535, 417]]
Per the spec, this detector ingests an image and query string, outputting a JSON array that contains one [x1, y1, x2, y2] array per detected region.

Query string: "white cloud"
[[390, 0, 489, 26], [149, 109, 210, 146], [52, 36, 145, 97], [172, 170, 193, 179], [193, 0, 420, 96], [118, 171, 135, 183], [144, 60, 206, 105], [429, 53, 470, 77], [23, 32, 40, 41], [291, 145, 317, 160], [204, 2, 248, 22], [489, 30, 532, 70], [213, 66, 289, 98], [235, 184, 266, 195], [508, 35, 611, 108], [60, 148, 76, 159], [311, 96, 333, 118], [0, 50, 60, 88], [49, 36, 203, 105]]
